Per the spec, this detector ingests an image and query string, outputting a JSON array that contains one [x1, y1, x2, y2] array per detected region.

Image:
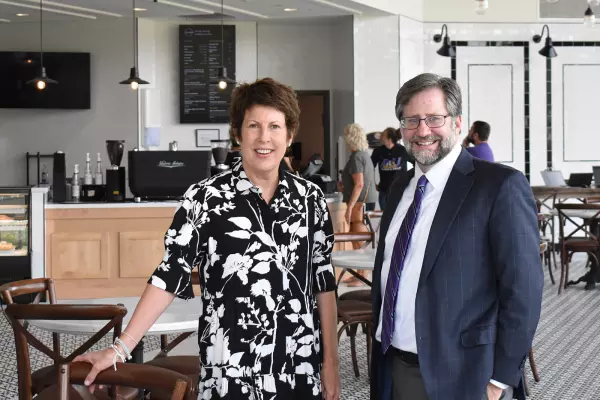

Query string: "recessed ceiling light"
[[284, 8, 297, 11], [133, 7, 146, 11], [16, 13, 29, 16], [0, 18, 10, 22]]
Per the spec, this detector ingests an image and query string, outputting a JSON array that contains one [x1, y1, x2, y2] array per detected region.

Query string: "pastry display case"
[[0, 188, 31, 293]]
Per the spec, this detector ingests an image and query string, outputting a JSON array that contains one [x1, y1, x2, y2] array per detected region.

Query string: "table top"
[[27, 296, 202, 336], [331, 248, 376, 270], [532, 186, 600, 199]]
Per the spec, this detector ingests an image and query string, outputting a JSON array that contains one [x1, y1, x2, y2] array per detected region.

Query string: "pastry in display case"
[[0, 188, 31, 297]]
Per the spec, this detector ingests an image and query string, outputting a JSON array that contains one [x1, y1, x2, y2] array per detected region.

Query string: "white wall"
[[0, 20, 137, 186], [137, 20, 257, 151], [137, 19, 342, 160], [399, 16, 425, 86], [423, 22, 600, 185], [353, 15, 400, 134], [424, 0, 539, 22]]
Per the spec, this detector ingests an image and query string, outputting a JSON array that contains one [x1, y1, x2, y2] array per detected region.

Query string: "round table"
[[331, 248, 376, 270], [28, 296, 202, 336]]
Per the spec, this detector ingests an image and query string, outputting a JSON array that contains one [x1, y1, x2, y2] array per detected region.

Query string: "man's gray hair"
[[395, 73, 462, 120]]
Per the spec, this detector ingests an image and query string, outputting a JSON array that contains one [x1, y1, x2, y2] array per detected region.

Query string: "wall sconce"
[[532, 25, 557, 58], [584, 6, 595, 27], [433, 24, 456, 57]]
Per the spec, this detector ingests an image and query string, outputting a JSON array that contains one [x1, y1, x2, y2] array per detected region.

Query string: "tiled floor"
[[2, 256, 600, 399]]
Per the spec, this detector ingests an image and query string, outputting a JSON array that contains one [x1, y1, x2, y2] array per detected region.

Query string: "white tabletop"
[[27, 296, 202, 336], [331, 248, 376, 270]]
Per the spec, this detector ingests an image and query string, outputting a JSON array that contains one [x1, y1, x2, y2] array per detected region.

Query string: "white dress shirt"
[[375, 143, 507, 390]]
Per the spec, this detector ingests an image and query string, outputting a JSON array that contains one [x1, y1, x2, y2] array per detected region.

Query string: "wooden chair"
[[44, 361, 193, 400], [2, 301, 128, 400], [332, 232, 374, 378], [0, 279, 137, 400], [537, 214, 555, 285], [554, 203, 600, 294]]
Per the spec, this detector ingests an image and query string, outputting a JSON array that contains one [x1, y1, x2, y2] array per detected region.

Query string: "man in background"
[[463, 120, 494, 162], [371, 127, 413, 209]]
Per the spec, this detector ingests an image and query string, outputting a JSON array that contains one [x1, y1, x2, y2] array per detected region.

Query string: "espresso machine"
[[105, 140, 126, 202], [211, 139, 230, 176]]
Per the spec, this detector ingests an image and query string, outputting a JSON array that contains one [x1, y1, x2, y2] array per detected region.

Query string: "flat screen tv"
[[0, 51, 91, 110]]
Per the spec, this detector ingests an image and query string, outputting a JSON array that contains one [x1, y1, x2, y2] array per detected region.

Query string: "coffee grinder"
[[211, 139, 231, 176], [105, 140, 126, 201]]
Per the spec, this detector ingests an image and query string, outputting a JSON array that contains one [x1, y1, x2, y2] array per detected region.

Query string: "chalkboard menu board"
[[179, 25, 236, 124]]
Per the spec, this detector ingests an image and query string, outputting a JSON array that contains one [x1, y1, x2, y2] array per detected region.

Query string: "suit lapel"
[[419, 150, 475, 284]]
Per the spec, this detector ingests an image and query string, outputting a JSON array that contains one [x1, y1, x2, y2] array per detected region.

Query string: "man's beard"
[[404, 130, 457, 167]]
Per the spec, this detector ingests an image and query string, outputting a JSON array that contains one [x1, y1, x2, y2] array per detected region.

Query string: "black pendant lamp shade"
[[533, 24, 558, 58], [119, 67, 150, 87], [120, 0, 149, 89], [27, 0, 57, 90], [433, 24, 456, 58], [208, 0, 236, 90]]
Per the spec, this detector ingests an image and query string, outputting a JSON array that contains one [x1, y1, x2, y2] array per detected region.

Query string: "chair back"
[[0, 278, 61, 398], [53, 361, 192, 400], [4, 303, 126, 400], [554, 203, 600, 244]]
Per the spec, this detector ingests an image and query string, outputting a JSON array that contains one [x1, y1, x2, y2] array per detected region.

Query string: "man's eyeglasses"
[[400, 115, 450, 130]]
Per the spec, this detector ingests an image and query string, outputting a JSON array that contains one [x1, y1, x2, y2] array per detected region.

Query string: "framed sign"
[[195, 128, 220, 147]]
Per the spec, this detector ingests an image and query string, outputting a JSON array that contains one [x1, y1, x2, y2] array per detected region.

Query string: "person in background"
[[74, 77, 341, 400], [462, 120, 495, 162], [371, 73, 542, 400], [371, 127, 413, 209], [340, 123, 378, 285]]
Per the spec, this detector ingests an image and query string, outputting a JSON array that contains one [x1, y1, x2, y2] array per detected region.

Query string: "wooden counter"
[[46, 199, 349, 299]]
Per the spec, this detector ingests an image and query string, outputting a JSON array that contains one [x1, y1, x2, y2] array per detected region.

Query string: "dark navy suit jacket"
[[371, 149, 544, 400]]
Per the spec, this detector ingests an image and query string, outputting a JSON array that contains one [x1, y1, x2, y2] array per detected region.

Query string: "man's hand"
[[321, 360, 340, 400], [462, 136, 470, 147], [486, 383, 504, 400]]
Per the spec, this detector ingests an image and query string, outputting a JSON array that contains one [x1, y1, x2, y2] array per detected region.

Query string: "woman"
[[340, 123, 377, 285], [75, 78, 340, 400], [370, 127, 413, 209]]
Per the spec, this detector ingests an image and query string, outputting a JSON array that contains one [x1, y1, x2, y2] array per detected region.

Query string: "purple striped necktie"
[[381, 174, 428, 354]]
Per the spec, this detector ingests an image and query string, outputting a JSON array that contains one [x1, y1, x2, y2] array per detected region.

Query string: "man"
[[371, 127, 413, 210], [370, 73, 543, 400], [463, 120, 495, 162]]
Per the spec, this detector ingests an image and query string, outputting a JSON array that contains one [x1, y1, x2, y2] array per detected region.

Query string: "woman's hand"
[[73, 347, 122, 393], [321, 360, 340, 400]]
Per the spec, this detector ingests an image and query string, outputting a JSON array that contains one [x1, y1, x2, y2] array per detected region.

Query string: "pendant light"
[[208, 0, 236, 90], [532, 25, 557, 58], [433, 24, 456, 58], [119, 0, 149, 90], [26, 0, 57, 90], [584, 6, 595, 27]]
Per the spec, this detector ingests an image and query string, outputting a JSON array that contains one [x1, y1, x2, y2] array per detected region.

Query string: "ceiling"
[[539, 0, 599, 19], [0, 0, 390, 23]]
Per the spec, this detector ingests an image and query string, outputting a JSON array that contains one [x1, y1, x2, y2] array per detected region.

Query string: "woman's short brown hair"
[[228, 78, 300, 144]]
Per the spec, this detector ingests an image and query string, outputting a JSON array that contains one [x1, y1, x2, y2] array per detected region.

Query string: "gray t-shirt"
[[342, 150, 378, 204]]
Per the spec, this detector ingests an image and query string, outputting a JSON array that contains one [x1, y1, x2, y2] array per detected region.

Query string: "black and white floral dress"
[[148, 159, 336, 400]]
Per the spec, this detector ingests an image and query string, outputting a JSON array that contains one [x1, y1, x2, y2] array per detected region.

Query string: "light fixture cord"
[[40, 0, 43, 67], [220, 0, 224, 68], [133, 0, 136, 68]]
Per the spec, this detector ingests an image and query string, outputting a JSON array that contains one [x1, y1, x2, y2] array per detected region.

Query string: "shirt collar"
[[414, 142, 462, 191], [230, 157, 290, 196]]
